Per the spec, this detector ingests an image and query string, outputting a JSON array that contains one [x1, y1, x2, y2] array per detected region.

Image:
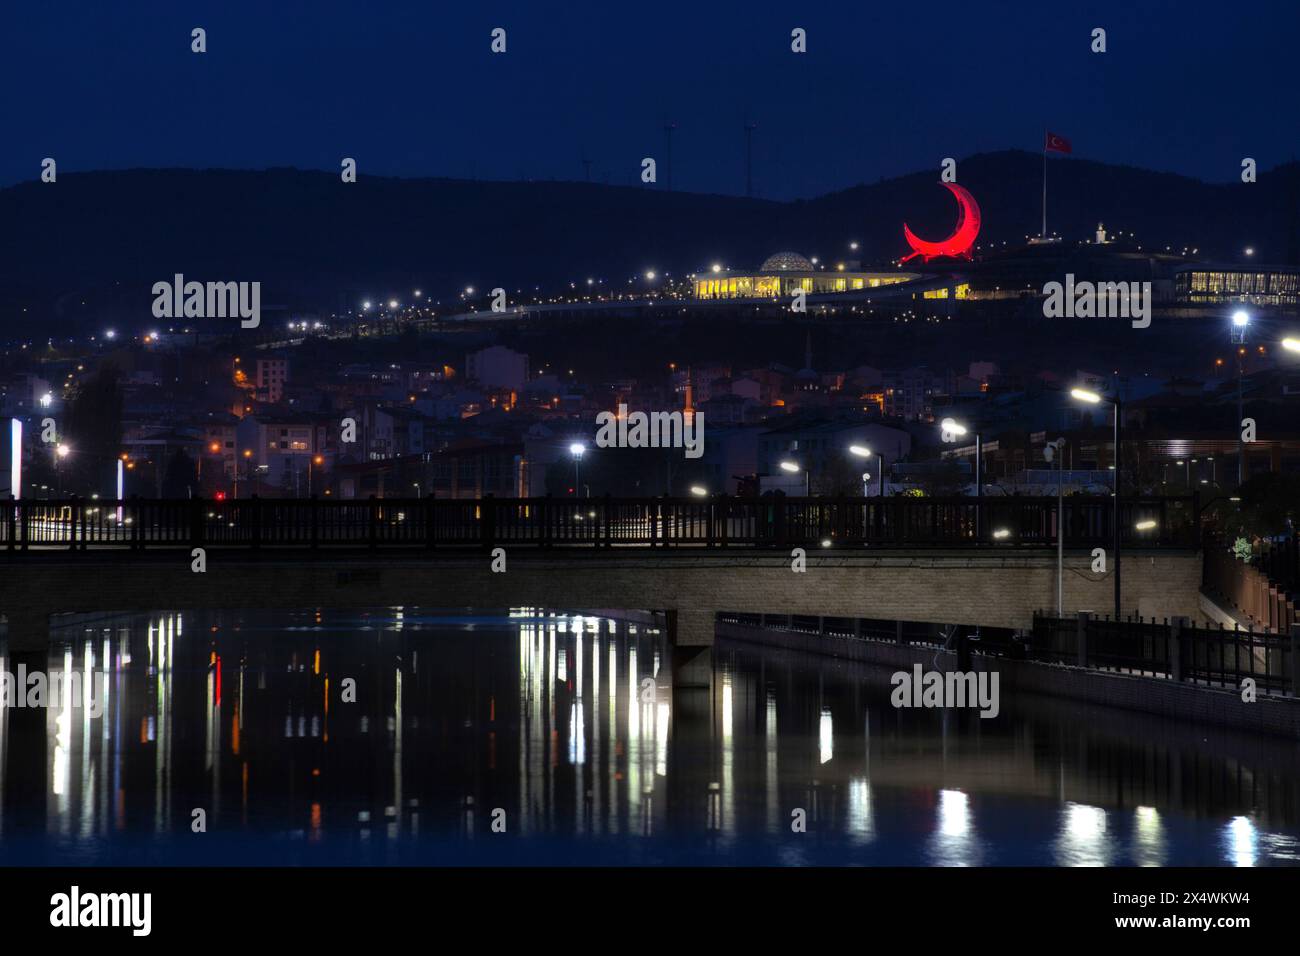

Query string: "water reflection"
[[1, 607, 1299, 866]]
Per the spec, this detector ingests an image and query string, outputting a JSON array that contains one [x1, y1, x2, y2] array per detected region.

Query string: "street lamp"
[[848, 446, 872, 498], [779, 459, 809, 495], [942, 418, 983, 535], [1071, 386, 1122, 619], [52, 442, 70, 496], [1044, 437, 1066, 614], [569, 442, 586, 497], [689, 485, 708, 497], [1231, 310, 1250, 485]]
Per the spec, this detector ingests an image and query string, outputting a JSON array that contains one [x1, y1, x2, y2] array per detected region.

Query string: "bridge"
[[0, 495, 1204, 666]]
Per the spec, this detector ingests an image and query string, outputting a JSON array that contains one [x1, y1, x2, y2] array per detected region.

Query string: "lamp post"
[[941, 418, 980, 535], [1045, 437, 1065, 615], [848, 445, 872, 497], [569, 442, 586, 498], [309, 454, 324, 497], [54, 442, 70, 496], [779, 459, 808, 495], [1071, 387, 1122, 620], [1231, 309, 1249, 485]]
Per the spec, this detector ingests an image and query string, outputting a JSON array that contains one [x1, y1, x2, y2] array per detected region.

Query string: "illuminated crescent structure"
[[900, 182, 981, 263]]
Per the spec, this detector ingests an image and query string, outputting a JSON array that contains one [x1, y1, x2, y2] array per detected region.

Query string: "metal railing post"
[[1170, 615, 1186, 682], [1076, 611, 1091, 668], [482, 493, 495, 552], [250, 495, 262, 550], [191, 496, 204, 549]]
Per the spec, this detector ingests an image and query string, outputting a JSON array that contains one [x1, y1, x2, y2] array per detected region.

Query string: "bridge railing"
[[1202, 531, 1299, 633], [0, 494, 1198, 551], [719, 609, 1299, 698]]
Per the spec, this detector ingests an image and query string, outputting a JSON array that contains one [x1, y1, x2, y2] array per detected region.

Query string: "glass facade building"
[[1174, 264, 1300, 305]]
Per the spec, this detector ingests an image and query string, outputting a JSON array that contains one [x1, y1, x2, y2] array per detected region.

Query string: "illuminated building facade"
[[1174, 264, 1300, 306], [694, 251, 920, 300]]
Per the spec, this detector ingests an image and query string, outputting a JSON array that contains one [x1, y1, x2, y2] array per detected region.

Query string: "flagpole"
[[1041, 128, 1048, 238]]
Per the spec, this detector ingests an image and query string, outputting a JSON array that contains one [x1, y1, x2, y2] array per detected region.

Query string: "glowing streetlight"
[[1070, 385, 1122, 619], [992, 528, 1011, 540], [569, 442, 586, 497], [689, 485, 708, 496], [848, 445, 871, 458], [940, 417, 968, 439], [55, 443, 70, 458], [1281, 337, 1300, 353], [1134, 519, 1157, 531], [779, 460, 799, 473]]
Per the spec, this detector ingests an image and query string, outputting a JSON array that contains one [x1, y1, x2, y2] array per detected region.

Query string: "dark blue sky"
[[4, 0, 1297, 198]]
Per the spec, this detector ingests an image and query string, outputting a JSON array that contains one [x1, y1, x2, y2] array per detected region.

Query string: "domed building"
[[693, 250, 924, 301], [760, 251, 816, 272]]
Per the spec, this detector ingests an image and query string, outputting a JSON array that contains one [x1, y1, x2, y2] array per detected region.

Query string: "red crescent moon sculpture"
[[900, 182, 981, 263]]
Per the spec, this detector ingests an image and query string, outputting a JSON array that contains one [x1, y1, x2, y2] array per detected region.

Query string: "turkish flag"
[[1045, 131, 1072, 154]]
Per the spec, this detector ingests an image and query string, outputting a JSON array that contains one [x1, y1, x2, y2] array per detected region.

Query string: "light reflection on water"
[[1, 607, 1299, 866]]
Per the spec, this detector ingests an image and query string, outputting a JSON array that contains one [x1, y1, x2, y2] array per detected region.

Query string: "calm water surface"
[[1, 608, 1298, 866]]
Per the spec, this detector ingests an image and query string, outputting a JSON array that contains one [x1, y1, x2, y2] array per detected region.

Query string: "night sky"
[[4, 0, 1298, 198]]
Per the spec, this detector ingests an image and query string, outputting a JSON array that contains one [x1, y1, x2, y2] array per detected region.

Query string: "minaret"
[[1096, 222, 1107, 244]]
